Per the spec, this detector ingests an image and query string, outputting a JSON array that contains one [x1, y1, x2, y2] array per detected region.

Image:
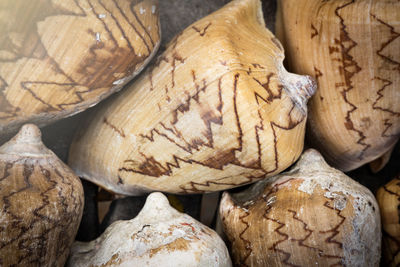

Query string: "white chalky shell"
[[68, 192, 232, 267]]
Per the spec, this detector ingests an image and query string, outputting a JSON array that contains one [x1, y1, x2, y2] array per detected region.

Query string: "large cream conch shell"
[[0, 124, 84, 266], [377, 174, 400, 266], [276, 0, 400, 171], [220, 149, 381, 267], [67, 192, 232, 267], [68, 0, 316, 195], [0, 0, 160, 136]]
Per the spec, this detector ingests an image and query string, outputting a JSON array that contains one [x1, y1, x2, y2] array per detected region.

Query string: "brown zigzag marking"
[[0, 161, 15, 182], [139, 77, 220, 156], [87, 0, 118, 49], [121, 68, 306, 189], [381, 118, 400, 138], [314, 67, 323, 80], [0, 76, 19, 120], [370, 13, 400, 74], [319, 201, 346, 250], [259, 179, 299, 267], [382, 175, 400, 264], [311, 23, 318, 38], [237, 210, 252, 267], [99, 0, 135, 52], [170, 52, 185, 88], [192, 22, 212, 37], [129, 1, 156, 48], [368, 13, 400, 138], [0, 162, 34, 250], [103, 117, 126, 138], [253, 73, 282, 104], [113, 0, 150, 54], [335, 0, 369, 160], [178, 173, 264, 194], [372, 77, 400, 116], [288, 209, 343, 263]]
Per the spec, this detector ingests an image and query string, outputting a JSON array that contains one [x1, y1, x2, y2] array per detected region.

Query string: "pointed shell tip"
[[15, 124, 42, 144]]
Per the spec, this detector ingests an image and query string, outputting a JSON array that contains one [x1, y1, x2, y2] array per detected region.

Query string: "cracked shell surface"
[[68, 0, 316, 195], [67, 192, 232, 267], [0, 124, 84, 266], [0, 0, 160, 137], [276, 0, 400, 171], [219, 149, 381, 267]]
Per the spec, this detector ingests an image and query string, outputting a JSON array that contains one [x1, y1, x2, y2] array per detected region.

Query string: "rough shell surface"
[[377, 174, 400, 266], [220, 149, 381, 267], [0, 124, 84, 266], [0, 0, 160, 136], [276, 0, 400, 171], [68, 0, 316, 195], [67, 192, 232, 267]]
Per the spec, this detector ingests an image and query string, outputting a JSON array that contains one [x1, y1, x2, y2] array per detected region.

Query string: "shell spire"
[[0, 124, 52, 156]]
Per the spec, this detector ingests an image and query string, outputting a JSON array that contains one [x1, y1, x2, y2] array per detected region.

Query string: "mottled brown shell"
[[276, 0, 400, 171], [68, 0, 316, 195], [0, 124, 84, 266], [377, 174, 400, 266], [0, 0, 160, 136], [220, 149, 381, 267]]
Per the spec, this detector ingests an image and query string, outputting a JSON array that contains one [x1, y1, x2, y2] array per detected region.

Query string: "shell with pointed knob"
[[220, 149, 381, 267], [0, 124, 84, 266], [67, 192, 232, 267]]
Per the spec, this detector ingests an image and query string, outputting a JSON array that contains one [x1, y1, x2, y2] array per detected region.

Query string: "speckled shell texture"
[[0, 0, 160, 136], [220, 149, 381, 267], [377, 174, 400, 266], [0, 124, 84, 266], [276, 0, 400, 171], [68, 192, 232, 267], [68, 0, 316, 195]]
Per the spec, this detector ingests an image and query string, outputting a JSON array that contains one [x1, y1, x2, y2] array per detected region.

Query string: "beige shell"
[[220, 149, 381, 267], [68, 0, 316, 195], [67, 192, 232, 267], [0, 0, 160, 137], [276, 0, 400, 171], [0, 124, 84, 266], [377, 174, 400, 266]]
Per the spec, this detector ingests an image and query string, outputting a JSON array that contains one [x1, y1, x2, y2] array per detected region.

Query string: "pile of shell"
[[0, 0, 398, 266]]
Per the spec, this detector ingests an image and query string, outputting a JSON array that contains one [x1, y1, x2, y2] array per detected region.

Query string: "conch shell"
[[68, 0, 316, 195], [67, 192, 232, 267], [220, 149, 381, 267], [0, 0, 160, 136], [377, 174, 400, 266], [276, 0, 400, 171], [0, 124, 84, 266]]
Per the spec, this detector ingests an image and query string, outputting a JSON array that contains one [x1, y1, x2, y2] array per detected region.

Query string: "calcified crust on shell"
[[68, 0, 316, 195], [0, 124, 84, 266], [68, 192, 232, 267], [0, 0, 160, 136], [276, 0, 400, 171], [377, 174, 400, 266], [220, 149, 381, 267]]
